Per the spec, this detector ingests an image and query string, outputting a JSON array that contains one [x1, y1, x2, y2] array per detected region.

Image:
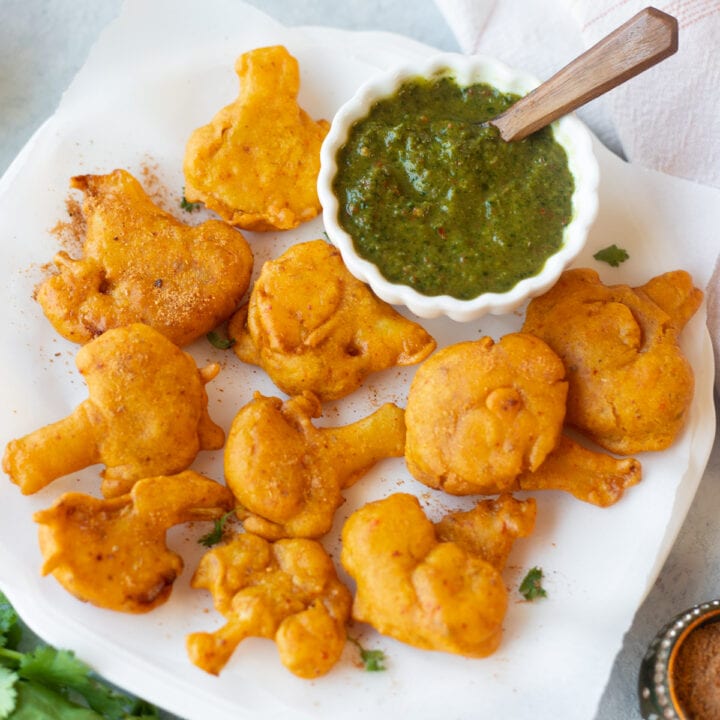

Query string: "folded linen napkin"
[[433, 0, 720, 387]]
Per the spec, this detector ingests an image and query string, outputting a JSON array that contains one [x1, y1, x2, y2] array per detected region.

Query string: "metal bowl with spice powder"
[[639, 599, 720, 719]]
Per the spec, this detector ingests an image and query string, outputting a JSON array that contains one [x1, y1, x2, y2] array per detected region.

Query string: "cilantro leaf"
[[348, 636, 387, 672], [0, 666, 18, 718], [9, 680, 101, 719], [19, 647, 158, 719], [207, 330, 236, 350], [519, 566, 548, 601], [593, 244, 629, 267], [359, 648, 386, 672], [19, 647, 91, 689], [179, 191, 201, 213], [0, 592, 159, 719], [198, 510, 235, 547], [0, 593, 19, 650]]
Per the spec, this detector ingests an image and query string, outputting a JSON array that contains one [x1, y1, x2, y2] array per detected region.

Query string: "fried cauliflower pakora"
[[522, 268, 702, 454], [229, 240, 436, 401], [434, 493, 538, 570], [183, 45, 329, 231], [341, 492, 536, 657], [225, 391, 406, 539], [405, 333, 567, 495], [34, 471, 234, 613], [517, 434, 641, 507], [187, 533, 351, 678], [3, 324, 224, 497], [36, 169, 253, 346]]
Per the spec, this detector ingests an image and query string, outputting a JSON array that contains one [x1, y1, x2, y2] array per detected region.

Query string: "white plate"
[[0, 2, 716, 720]]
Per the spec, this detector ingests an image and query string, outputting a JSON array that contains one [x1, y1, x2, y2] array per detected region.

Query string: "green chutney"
[[333, 76, 575, 299]]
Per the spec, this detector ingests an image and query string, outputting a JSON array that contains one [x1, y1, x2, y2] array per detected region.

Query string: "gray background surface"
[[1, 2, 718, 719]]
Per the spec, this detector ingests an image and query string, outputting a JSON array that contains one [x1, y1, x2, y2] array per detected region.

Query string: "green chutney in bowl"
[[318, 54, 598, 321]]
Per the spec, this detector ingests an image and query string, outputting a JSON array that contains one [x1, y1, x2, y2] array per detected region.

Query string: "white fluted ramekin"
[[317, 53, 599, 322]]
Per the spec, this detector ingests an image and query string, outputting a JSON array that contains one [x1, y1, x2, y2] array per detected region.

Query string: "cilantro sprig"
[[179, 190, 201, 213], [519, 566, 548, 602], [347, 636, 387, 672], [206, 330, 236, 350], [593, 244, 629, 267], [198, 510, 235, 547], [0, 591, 158, 719]]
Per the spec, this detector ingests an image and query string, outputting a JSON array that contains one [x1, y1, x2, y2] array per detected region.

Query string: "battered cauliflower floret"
[[183, 45, 329, 231], [522, 268, 702, 454], [517, 434, 641, 507], [341, 493, 536, 657], [224, 391, 406, 539], [3, 324, 224, 497], [36, 169, 253, 346], [229, 240, 436, 401], [34, 471, 234, 613], [405, 332, 568, 495], [187, 533, 351, 678]]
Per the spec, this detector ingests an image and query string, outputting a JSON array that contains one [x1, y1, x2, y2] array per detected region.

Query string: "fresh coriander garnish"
[[198, 510, 235, 547], [593, 244, 629, 267], [0, 591, 159, 719], [519, 566, 548, 601], [180, 190, 201, 213], [0, 593, 19, 650], [348, 635, 387, 672], [0, 667, 17, 718], [207, 330, 236, 349]]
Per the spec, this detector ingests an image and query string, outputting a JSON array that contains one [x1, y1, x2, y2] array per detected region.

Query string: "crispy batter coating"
[[435, 494, 538, 570], [34, 471, 234, 613], [225, 391, 406, 539], [187, 533, 351, 678], [3, 324, 224, 497], [229, 240, 436, 401], [341, 493, 536, 657], [516, 434, 642, 506], [522, 268, 702, 454], [183, 45, 329, 231], [641, 270, 704, 332], [36, 169, 253, 346], [405, 333, 568, 495]]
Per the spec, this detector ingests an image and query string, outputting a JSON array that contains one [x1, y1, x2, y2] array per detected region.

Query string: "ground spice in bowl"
[[671, 619, 720, 719], [639, 600, 720, 720]]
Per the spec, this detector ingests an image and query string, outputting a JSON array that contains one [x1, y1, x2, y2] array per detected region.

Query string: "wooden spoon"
[[490, 7, 678, 142]]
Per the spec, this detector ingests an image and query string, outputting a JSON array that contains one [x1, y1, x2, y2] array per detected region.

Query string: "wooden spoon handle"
[[491, 7, 678, 142]]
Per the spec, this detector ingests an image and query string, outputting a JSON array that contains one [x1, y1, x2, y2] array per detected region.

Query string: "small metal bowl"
[[639, 599, 720, 719], [317, 53, 599, 322]]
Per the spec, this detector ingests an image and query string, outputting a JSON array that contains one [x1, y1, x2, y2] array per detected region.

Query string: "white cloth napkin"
[[433, 0, 720, 386]]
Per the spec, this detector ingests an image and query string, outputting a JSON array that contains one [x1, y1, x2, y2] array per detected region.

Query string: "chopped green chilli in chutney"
[[333, 77, 575, 299]]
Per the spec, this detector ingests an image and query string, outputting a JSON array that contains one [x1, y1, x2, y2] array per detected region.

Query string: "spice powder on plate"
[[672, 620, 720, 719]]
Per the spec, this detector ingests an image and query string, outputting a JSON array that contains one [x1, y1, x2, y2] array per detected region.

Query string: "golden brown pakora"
[[34, 471, 234, 613], [405, 333, 568, 495], [522, 268, 702, 454], [224, 391, 406, 539], [36, 169, 254, 346], [3, 323, 224, 497], [516, 434, 641, 507], [187, 533, 351, 678], [183, 45, 329, 231], [434, 493, 538, 570], [341, 492, 536, 657], [229, 239, 436, 401]]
